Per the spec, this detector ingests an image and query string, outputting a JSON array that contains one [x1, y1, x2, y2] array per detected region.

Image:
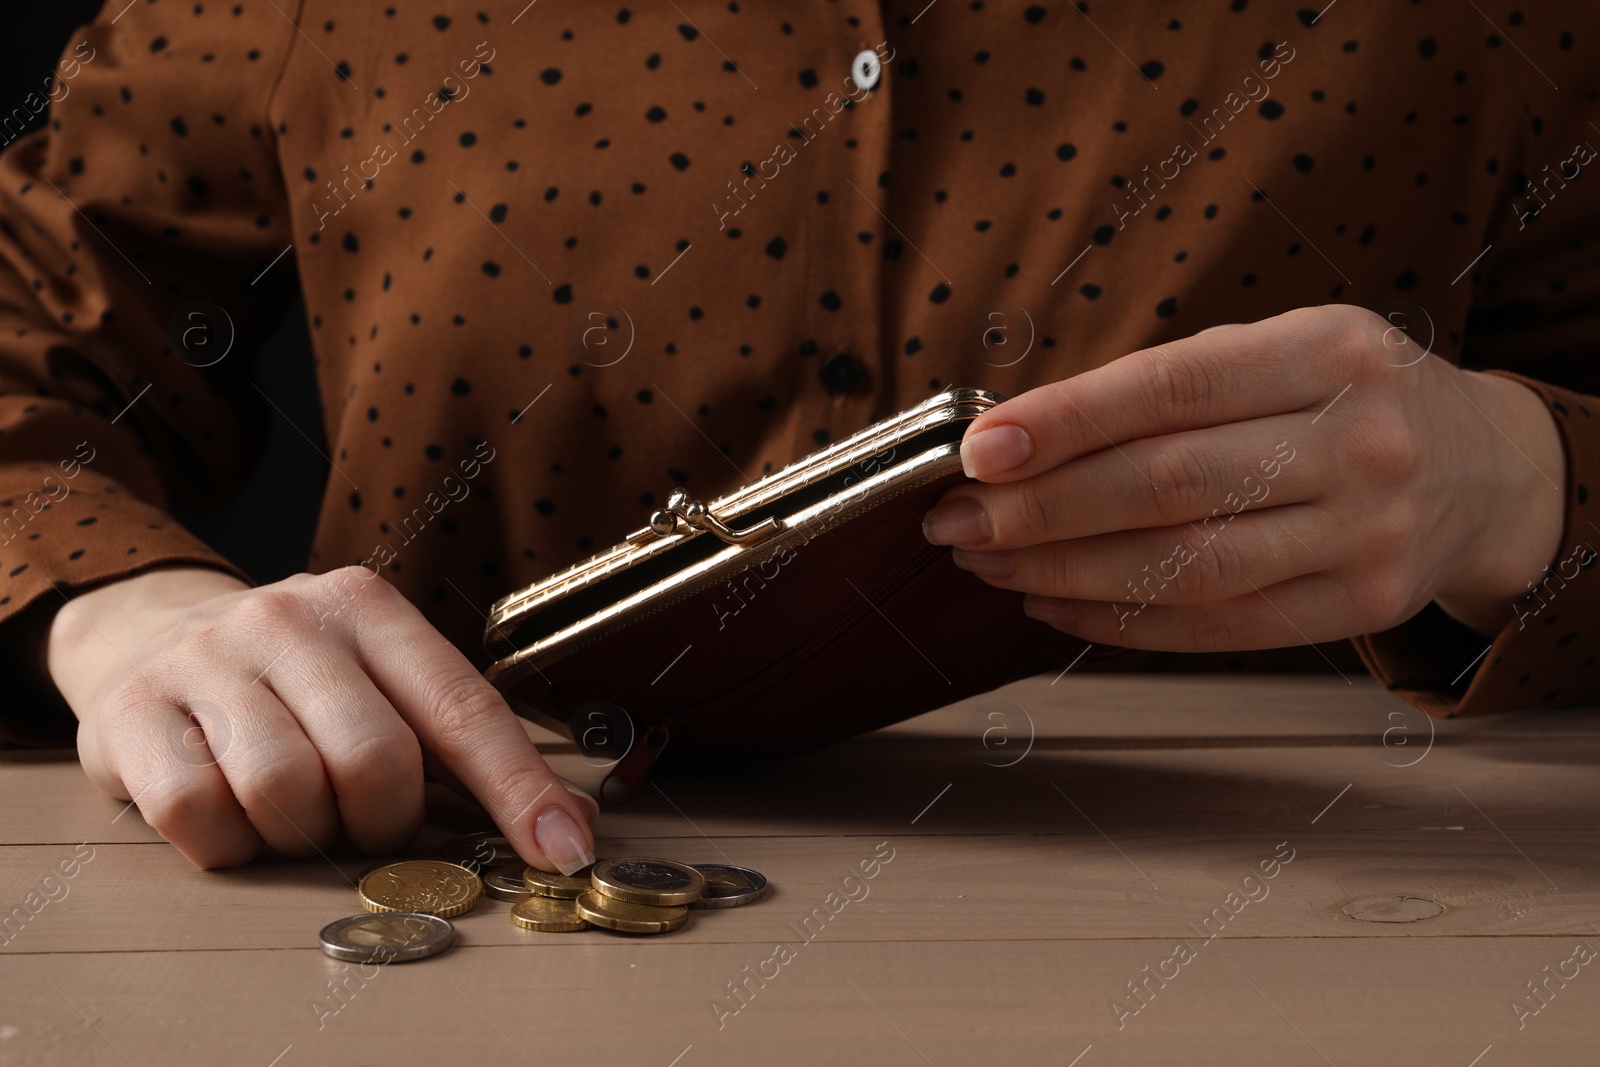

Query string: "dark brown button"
[[821, 353, 865, 395]]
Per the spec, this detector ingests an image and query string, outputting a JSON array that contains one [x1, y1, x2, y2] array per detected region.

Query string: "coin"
[[510, 896, 589, 932], [574, 889, 689, 934], [441, 831, 519, 873], [689, 864, 769, 909], [359, 860, 482, 919], [319, 912, 454, 963], [523, 864, 594, 899], [590, 857, 707, 906], [484, 863, 537, 903]]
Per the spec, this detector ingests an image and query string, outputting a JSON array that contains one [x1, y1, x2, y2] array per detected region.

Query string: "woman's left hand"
[[923, 305, 1566, 648]]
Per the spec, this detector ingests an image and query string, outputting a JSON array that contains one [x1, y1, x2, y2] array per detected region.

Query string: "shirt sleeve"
[[0, 2, 304, 740], [1350, 374, 1600, 717], [1350, 101, 1600, 718]]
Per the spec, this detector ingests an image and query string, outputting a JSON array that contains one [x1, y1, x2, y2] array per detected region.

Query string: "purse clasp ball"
[[639, 486, 787, 547]]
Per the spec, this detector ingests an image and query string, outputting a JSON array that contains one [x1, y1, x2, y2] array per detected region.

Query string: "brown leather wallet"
[[482, 386, 1090, 803]]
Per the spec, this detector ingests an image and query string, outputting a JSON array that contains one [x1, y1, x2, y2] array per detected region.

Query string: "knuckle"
[[1042, 397, 1086, 463], [1348, 425, 1423, 487], [341, 565, 394, 603], [1035, 545, 1078, 596], [489, 761, 556, 816], [1357, 567, 1417, 627], [1290, 304, 1364, 348], [99, 673, 162, 729], [1317, 303, 1367, 346], [426, 673, 506, 747], [306, 566, 392, 626], [1003, 482, 1057, 544], [139, 777, 221, 843], [231, 749, 313, 814], [229, 588, 308, 636], [332, 730, 423, 795], [283, 645, 346, 696], [1173, 535, 1237, 602], [1187, 609, 1247, 652], [1149, 351, 1215, 417], [326, 563, 377, 584], [1143, 442, 1214, 524], [1279, 305, 1368, 380], [1278, 305, 1322, 329], [101, 684, 195, 764], [1369, 506, 1414, 549], [280, 570, 328, 597]]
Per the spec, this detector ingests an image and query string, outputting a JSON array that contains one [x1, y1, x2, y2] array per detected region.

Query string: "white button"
[[851, 49, 882, 92]]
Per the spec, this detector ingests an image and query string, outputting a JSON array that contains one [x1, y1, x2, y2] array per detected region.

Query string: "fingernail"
[[1022, 594, 1075, 627], [961, 424, 1032, 479], [951, 547, 1013, 578], [534, 807, 596, 876], [923, 497, 993, 545], [556, 775, 600, 824]]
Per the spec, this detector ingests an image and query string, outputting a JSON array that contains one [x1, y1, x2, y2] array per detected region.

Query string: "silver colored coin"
[[689, 864, 769, 909], [319, 912, 454, 963], [442, 831, 519, 874], [483, 863, 537, 903]]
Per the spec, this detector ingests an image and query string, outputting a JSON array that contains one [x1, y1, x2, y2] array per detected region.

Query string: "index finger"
[[959, 305, 1359, 482], [333, 573, 597, 875]]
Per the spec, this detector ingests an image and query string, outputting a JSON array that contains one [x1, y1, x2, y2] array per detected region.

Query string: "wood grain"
[[2, 673, 1597, 1066], [1, 939, 1592, 1066], [0, 825, 1595, 956]]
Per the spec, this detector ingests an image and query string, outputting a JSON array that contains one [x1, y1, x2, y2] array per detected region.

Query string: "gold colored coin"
[[510, 896, 589, 932], [522, 864, 594, 899], [574, 889, 689, 934], [359, 860, 482, 919], [590, 857, 707, 906]]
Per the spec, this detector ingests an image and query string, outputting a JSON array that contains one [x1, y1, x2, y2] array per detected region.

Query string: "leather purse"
[[481, 386, 1089, 803]]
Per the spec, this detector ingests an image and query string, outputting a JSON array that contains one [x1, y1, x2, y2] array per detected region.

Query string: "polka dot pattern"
[[0, 1, 1595, 731]]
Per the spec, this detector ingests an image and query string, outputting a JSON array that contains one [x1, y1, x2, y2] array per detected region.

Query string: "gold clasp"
[[644, 487, 784, 546]]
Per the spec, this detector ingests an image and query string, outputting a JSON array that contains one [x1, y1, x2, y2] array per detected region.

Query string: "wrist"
[[1433, 371, 1566, 637]]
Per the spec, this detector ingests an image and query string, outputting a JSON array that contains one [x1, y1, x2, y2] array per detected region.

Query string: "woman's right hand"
[[45, 565, 597, 871]]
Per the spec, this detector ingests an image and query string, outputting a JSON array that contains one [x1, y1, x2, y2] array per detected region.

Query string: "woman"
[[0, 1, 1593, 871]]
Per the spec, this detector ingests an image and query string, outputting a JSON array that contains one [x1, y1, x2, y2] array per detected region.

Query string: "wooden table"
[[3, 674, 1598, 1066]]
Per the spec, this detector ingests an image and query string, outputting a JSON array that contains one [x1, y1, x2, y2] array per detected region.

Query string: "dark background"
[[3, 3, 326, 585]]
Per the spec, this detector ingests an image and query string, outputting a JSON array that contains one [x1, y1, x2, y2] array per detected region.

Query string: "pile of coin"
[[317, 832, 767, 963]]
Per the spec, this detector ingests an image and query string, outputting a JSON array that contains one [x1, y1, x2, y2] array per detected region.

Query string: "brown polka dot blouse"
[[0, 1, 1596, 738]]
